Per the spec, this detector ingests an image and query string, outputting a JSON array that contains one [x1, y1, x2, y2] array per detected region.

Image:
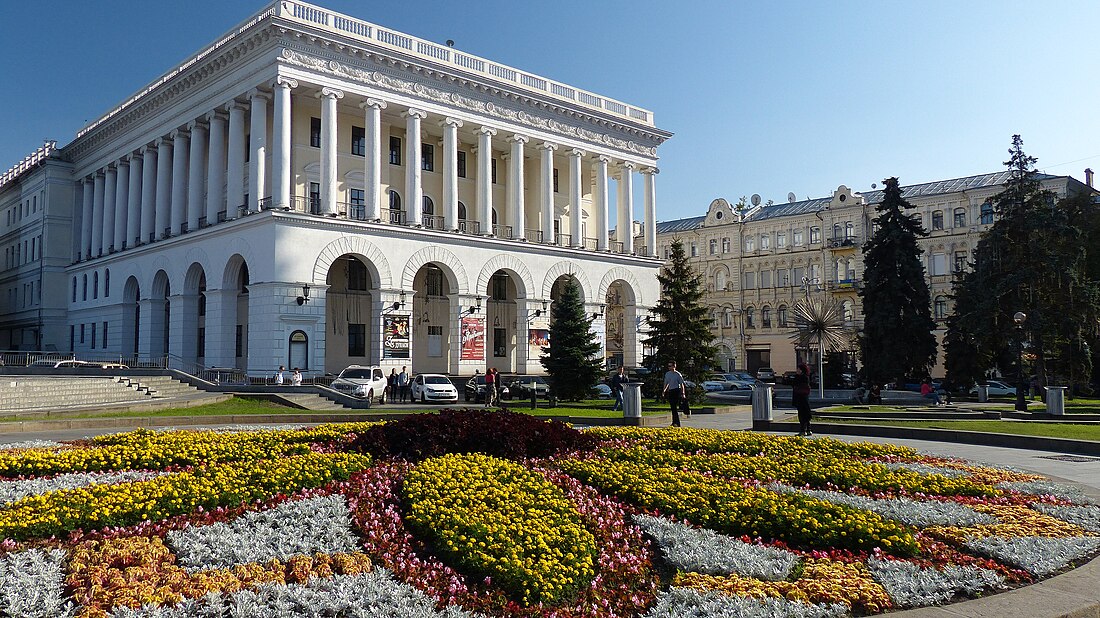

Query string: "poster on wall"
[[383, 315, 410, 359], [460, 317, 484, 361], [527, 328, 550, 360]]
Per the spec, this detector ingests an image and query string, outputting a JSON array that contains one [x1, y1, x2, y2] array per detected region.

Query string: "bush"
[[349, 409, 598, 462]]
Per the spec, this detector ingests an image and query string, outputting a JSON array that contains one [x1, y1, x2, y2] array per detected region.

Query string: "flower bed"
[[0, 413, 1096, 617]]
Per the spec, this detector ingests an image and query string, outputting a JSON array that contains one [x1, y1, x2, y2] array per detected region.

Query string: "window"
[[389, 189, 401, 211], [954, 208, 966, 227], [236, 325, 244, 358], [104, 269, 110, 297], [845, 222, 854, 239], [421, 143, 434, 171], [425, 267, 444, 296], [690, 242, 697, 257], [742, 271, 756, 290], [760, 234, 770, 250], [932, 210, 944, 230], [809, 263, 821, 284], [809, 226, 821, 243], [457, 151, 467, 178], [721, 237, 730, 253], [310, 117, 321, 148], [102, 321, 108, 348], [777, 305, 789, 327], [793, 229, 804, 246], [491, 273, 508, 300], [80, 323, 85, 343], [744, 236, 755, 252], [710, 310, 719, 328], [842, 300, 854, 323], [776, 232, 787, 248], [930, 252, 947, 276], [777, 268, 790, 287], [309, 182, 321, 214], [954, 250, 967, 273], [760, 270, 772, 288], [491, 158, 497, 184], [934, 296, 948, 319], [72, 277, 77, 302], [745, 307, 755, 328], [349, 188, 365, 219], [389, 136, 402, 165], [458, 202, 467, 220], [715, 269, 727, 291], [709, 239, 717, 255], [348, 259, 369, 291], [351, 126, 365, 156], [980, 202, 994, 224], [90, 322, 96, 349], [553, 168, 559, 193], [792, 266, 806, 286], [348, 324, 366, 357], [93, 272, 99, 299], [422, 196, 435, 217], [82, 274, 87, 301], [832, 223, 842, 240]]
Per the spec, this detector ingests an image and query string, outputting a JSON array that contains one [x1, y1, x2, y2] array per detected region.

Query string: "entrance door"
[[289, 330, 308, 370]]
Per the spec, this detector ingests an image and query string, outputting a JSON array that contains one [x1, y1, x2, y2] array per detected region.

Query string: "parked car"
[[781, 370, 799, 385], [464, 375, 509, 403], [329, 365, 387, 403], [410, 374, 459, 403], [592, 383, 613, 399], [701, 379, 728, 392], [716, 373, 755, 390], [509, 375, 550, 399], [969, 380, 1017, 397], [755, 367, 776, 382]]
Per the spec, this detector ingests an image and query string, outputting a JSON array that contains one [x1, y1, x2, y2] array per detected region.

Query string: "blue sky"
[[2, 1, 1098, 221]]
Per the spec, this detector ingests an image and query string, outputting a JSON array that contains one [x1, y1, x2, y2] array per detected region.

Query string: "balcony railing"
[[555, 232, 571, 246], [610, 240, 624, 253], [584, 237, 599, 250], [423, 214, 446, 230], [827, 236, 859, 249], [492, 224, 513, 239], [458, 219, 481, 234], [525, 229, 543, 243], [388, 209, 406, 225]]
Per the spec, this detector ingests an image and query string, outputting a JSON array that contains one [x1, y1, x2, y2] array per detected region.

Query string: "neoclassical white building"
[[0, 1, 669, 377]]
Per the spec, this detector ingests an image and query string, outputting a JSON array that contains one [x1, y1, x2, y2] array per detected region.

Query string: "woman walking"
[[792, 363, 813, 436]]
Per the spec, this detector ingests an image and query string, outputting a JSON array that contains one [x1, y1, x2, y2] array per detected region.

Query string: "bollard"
[[751, 384, 774, 422], [977, 385, 989, 403], [622, 382, 643, 419], [1046, 386, 1066, 416]]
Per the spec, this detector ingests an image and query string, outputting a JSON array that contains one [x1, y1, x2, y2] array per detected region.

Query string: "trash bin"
[[751, 384, 773, 422], [1046, 386, 1066, 416], [622, 382, 643, 419], [977, 385, 989, 403]]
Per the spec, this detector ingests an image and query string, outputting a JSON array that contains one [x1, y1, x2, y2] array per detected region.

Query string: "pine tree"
[[540, 278, 603, 401], [859, 177, 938, 386], [642, 239, 718, 384]]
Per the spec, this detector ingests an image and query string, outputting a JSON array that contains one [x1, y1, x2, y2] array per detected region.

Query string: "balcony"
[[827, 236, 859, 251]]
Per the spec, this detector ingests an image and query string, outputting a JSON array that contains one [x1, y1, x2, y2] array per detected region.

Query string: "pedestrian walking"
[[661, 362, 685, 427], [610, 366, 626, 412], [398, 366, 410, 402], [792, 363, 812, 436], [484, 368, 496, 407]]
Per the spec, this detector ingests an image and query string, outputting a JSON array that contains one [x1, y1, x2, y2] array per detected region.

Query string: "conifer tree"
[[642, 239, 718, 383], [859, 177, 937, 386], [540, 278, 603, 401]]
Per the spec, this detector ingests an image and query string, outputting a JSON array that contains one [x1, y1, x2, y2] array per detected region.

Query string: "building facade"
[[656, 172, 1093, 377], [0, 1, 670, 377]]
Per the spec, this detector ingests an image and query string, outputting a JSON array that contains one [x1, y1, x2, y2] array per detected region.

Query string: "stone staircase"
[[275, 393, 350, 411], [120, 375, 205, 400], [0, 376, 152, 413]]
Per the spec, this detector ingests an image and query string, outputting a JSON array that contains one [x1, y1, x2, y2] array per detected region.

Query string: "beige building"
[[654, 171, 1094, 378]]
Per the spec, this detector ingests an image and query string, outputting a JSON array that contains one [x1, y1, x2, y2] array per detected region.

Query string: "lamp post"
[[1014, 311, 1027, 412]]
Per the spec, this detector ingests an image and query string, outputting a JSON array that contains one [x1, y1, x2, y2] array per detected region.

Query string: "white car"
[[969, 380, 1017, 397], [330, 365, 388, 403], [411, 374, 459, 403], [702, 379, 729, 392]]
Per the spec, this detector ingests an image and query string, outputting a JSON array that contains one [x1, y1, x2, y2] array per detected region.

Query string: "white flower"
[[965, 536, 1100, 577], [641, 587, 847, 618], [0, 548, 76, 618], [868, 557, 1004, 607], [1032, 503, 1100, 533], [167, 495, 360, 571], [0, 470, 164, 507], [0, 440, 64, 451], [999, 481, 1097, 505], [769, 483, 994, 528], [880, 462, 968, 479], [633, 514, 797, 580]]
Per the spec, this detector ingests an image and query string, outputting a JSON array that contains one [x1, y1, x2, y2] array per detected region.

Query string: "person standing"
[[274, 366, 285, 386], [291, 368, 303, 387], [661, 362, 685, 427], [792, 363, 812, 436], [610, 366, 626, 412], [386, 368, 398, 404], [484, 367, 496, 407], [398, 366, 410, 402]]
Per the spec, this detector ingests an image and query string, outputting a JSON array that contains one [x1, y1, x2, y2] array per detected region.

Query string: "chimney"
[[1086, 168, 1094, 188]]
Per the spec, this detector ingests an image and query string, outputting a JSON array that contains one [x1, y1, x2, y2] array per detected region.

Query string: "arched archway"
[[222, 255, 250, 370], [604, 279, 639, 369], [325, 254, 379, 374], [485, 269, 521, 373], [411, 262, 454, 374], [121, 276, 140, 359], [149, 270, 171, 360]]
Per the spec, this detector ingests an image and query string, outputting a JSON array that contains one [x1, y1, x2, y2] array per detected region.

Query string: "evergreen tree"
[[859, 177, 938, 386], [642, 239, 719, 384], [540, 278, 603, 401], [945, 136, 1100, 394]]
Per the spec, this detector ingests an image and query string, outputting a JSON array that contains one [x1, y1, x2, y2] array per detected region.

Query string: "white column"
[[248, 90, 269, 211], [80, 177, 94, 260], [360, 98, 386, 221], [643, 167, 658, 257], [91, 172, 105, 257], [475, 126, 496, 234], [113, 159, 129, 251], [508, 134, 528, 240], [139, 145, 157, 244], [619, 162, 635, 254], [594, 155, 610, 251], [206, 111, 227, 225], [404, 108, 427, 226], [170, 128, 189, 236], [537, 141, 556, 243], [154, 137, 173, 241], [102, 165, 117, 253], [569, 149, 585, 248], [226, 102, 247, 214], [318, 87, 343, 216], [125, 153, 142, 249], [186, 120, 207, 233], [271, 77, 297, 210], [441, 117, 462, 230]]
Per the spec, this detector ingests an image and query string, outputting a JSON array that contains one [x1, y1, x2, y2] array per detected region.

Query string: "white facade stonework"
[[1, 1, 670, 377]]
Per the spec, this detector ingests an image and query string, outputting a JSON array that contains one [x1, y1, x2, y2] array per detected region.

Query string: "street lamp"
[[1013, 311, 1027, 412]]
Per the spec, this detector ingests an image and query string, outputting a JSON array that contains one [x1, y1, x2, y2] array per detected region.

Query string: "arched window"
[[72, 277, 77, 302], [723, 309, 733, 328], [93, 272, 99, 299], [842, 300, 854, 323], [82, 274, 88, 301], [104, 269, 110, 298], [846, 258, 856, 280], [762, 306, 772, 328], [777, 304, 788, 327], [422, 196, 434, 216], [934, 296, 948, 319], [953, 208, 966, 227], [288, 330, 309, 370], [745, 307, 756, 329], [710, 310, 719, 328], [980, 202, 994, 225], [388, 189, 401, 211], [845, 221, 854, 238], [836, 259, 846, 281], [715, 268, 727, 291], [457, 201, 467, 220]]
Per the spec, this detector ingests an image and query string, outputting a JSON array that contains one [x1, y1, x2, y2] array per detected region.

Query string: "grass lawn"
[[826, 417, 1100, 441], [499, 398, 666, 417]]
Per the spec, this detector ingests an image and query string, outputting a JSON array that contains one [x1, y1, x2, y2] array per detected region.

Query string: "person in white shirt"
[[291, 368, 303, 386], [274, 366, 285, 386]]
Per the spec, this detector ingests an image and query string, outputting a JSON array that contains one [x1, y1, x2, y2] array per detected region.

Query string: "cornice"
[[278, 43, 664, 158]]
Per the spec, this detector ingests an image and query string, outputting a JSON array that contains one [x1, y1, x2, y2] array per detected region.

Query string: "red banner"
[[461, 317, 485, 361]]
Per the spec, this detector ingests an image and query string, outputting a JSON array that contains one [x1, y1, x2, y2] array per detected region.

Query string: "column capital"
[[248, 89, 271, 102], [274, 76, 298, 89], [205, 109, 228, 124], [440, 117, 463, 129], [360, 97, 387, 110], [169, 128, 190, 141], [620, 161, 637, 172], [402, 108, 428, 119], [536, 141, 557, 152], [224, 100, 248, 114], [318, 86, 344, 100], [569, 148, 587, 158], [116, 158, 130, 169], [128, 150, 143, 162], [94, 169, 105, 179], [477, 125, 497, 137], [507, 133, 529, 145], [186, 119, 209, 133], [642, 166, 659, 175], [140, 143, 156, 155], [106, 161, 118, 172]]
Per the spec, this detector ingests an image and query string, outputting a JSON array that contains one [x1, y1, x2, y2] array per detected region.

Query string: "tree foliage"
[[540, 278, 603, 400], [642, 239, 718, 384], [859, 177, 938, 386], [945, 135, 1100, 393]]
